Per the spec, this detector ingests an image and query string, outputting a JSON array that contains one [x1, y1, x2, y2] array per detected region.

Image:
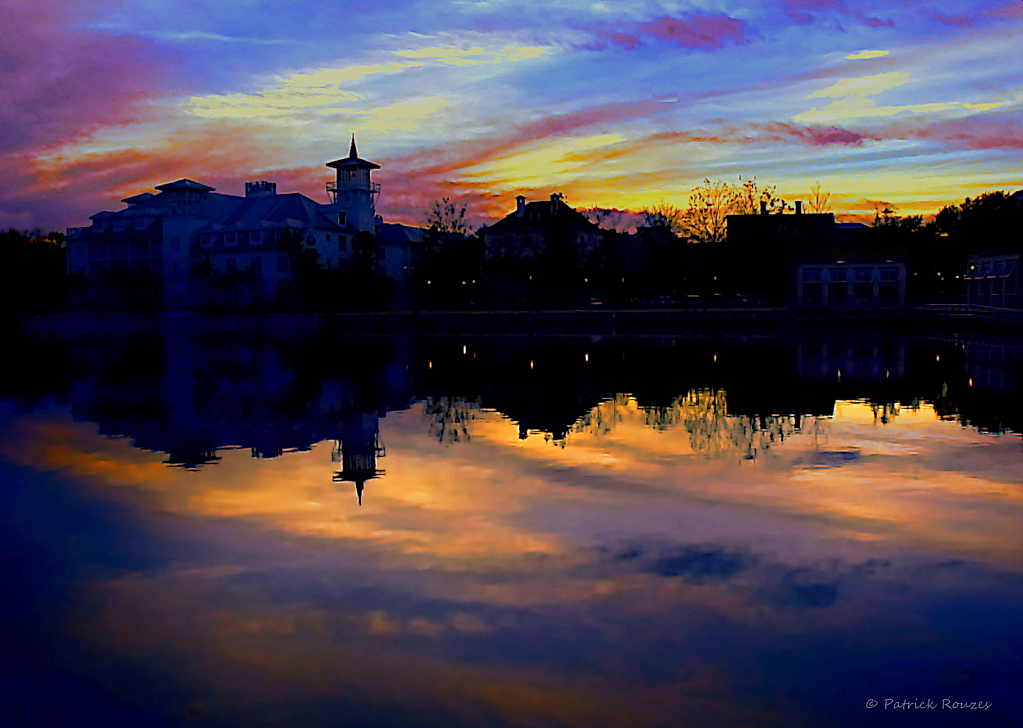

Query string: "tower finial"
[[349, 134, 357, 159]]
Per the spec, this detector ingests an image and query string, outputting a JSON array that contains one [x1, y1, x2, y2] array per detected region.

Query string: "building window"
[[251, 231, 262, 245], [337, 212, 346, 226], [339, 236, 348, 252], [251, 257, 262, 273], [277, 255, 289, 272], [227, 232, 237, 246], [327, 234, 332, 241]]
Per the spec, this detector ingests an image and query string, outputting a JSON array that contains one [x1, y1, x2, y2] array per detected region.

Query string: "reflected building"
[[20, 320, 1022, 492]]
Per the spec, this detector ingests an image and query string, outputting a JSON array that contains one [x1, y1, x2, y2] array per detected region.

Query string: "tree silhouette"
[[807, 183, 833, 213], [641, 201, 684, 234], [425, 197, 469, 238]]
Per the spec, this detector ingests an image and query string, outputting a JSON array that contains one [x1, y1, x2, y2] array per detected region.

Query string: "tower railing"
[[326, 181, 380, 195]]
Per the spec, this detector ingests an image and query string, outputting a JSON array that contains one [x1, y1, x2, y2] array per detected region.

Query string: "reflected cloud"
[[4, 325, 1023, 726]]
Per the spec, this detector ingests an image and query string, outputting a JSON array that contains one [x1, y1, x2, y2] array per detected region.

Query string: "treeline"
[[0, 230, 70, 317], [872, 190, 1022, 298]]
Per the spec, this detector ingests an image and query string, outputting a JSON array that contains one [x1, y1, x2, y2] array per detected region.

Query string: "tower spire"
[[349, 134, 357, 159]]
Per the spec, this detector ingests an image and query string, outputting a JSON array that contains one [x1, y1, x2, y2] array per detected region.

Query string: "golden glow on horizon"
[[460, 133, 625, 188]]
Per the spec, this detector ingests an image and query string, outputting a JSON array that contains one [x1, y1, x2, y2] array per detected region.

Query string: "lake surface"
[[2, 317, 1022, 727]]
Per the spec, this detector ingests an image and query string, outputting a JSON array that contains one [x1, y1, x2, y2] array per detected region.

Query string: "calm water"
[[2, 318, 1022, 727]]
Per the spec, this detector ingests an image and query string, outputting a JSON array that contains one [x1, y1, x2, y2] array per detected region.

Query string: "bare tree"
[[680, 179, 732, 243], [729, 175, 786, 215], [424, 197, 469, 237], [807, 183, 833, 213], [641, 200, 684, 234]]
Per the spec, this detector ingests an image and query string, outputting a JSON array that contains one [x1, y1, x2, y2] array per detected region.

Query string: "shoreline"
[[16, 304, 1023, 337]]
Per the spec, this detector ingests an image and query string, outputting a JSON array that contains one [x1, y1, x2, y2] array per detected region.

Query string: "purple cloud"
[[782, 0, 895, 29], [597, 12, 749, 51], [0, 1, 170, 156]]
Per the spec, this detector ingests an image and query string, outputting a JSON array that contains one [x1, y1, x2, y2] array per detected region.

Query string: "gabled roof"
[[378, 223, 426, 245], [326, 135, 380, 170], [195, 193, 349, 234], [487, 198, 600, 233], [122, 192, 156, 204], [155, 179, 216, 192]]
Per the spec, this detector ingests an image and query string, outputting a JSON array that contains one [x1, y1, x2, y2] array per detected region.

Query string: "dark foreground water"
[[2, 317, 1021, 727]]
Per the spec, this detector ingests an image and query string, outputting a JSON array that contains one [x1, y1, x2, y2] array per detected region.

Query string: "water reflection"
[[2, 318, 1022, 727]]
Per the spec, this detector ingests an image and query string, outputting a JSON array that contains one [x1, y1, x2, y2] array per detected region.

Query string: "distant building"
[[377, 223, 426, 281], [964, 254, 1019, 308], [66, 136, 385, 307], [727, 203, 908, 306], [961, 189, 1022, 309], [796, 261, 906, 307], [482, 193, 603, 260]]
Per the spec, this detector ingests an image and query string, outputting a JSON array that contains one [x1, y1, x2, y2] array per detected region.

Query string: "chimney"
[[550, 192, 562, 215], [760, 200, 768, 215], [516, 195, 526, 217], [795, 200, 803, 215], [245, 181, 277, 198]]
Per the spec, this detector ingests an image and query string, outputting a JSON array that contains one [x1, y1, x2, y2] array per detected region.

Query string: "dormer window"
[[337, 212, 346, 226]]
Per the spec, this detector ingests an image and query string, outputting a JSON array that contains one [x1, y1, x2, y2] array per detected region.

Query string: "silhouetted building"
[[797, 261, 906, 307], [727, 204, 909, 305], [965, 254, 1019, 308], [66, 136, 384, 307], [482, 193, 603, 260], [195, 185, 353, 303], [377, 223, 426, 281]]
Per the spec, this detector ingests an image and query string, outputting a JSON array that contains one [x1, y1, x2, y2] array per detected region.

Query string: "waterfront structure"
[[66, 137, 387, 307], [377, 223, 426, 281], [796, 261, 906, 307], [965, 253, 1019, 308], [727, 204, 910, 305], [482, 193, 603, 260]]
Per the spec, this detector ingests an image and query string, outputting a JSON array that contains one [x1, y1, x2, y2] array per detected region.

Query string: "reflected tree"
[[572, 393, 630, 437], [424, 397, 482, 444]]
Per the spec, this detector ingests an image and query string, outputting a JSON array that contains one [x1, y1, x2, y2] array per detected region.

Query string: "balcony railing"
[[326, 181, 381, 194]]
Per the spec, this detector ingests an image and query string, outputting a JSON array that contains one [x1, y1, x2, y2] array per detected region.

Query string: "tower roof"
[[326, 134, 380, 170], [155, 179, 215, 193]]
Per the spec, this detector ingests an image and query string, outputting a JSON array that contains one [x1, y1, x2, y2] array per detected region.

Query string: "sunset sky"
[[2, 0, 1021, 231]]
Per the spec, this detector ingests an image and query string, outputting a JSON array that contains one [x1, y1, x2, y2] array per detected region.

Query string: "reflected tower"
[[332, 411, 386, 505]]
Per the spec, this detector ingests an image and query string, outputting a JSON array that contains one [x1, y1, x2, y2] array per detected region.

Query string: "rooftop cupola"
[[245, 180, 277, 198], [325, 134, 380, 233]]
